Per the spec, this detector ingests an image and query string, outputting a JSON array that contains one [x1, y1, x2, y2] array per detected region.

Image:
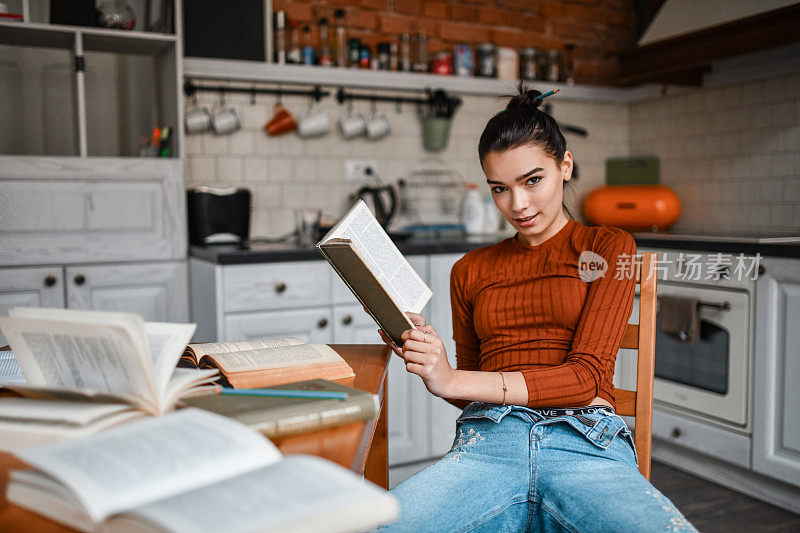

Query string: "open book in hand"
[[180, 338, 355, 388], [8, 408, 399, 533], [317, 199, 433, 346], [0, 307, 219, 415]]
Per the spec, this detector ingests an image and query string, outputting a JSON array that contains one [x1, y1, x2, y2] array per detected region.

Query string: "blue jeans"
[[381, 403, 697, 532]]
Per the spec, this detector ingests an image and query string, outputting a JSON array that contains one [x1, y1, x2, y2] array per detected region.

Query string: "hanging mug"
[[297, 108, 331, 138], [184, 102, 211, 134], [265, 104, 298, 136], [211, 100, 241, 135], [366, 113, 391, 140]]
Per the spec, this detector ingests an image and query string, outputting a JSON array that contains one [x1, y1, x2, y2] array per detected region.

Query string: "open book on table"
[[7, 408, 399, 533], [317, 199, 433, 346], [180, 337, 355, 388], [0, 307, 218, 415]]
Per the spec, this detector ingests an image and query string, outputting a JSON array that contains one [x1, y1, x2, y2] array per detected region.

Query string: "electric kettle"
[[354, 185, 397, 229]]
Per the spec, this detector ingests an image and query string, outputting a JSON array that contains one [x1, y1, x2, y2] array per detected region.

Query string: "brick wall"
[[273, 0, 638, 86]]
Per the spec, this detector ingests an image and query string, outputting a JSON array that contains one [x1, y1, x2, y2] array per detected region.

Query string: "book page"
[[189, 337, 305, 359], [145, 322, 198, 405], [14, 408, 281, 523], [0, 397, 133, 426], [0, 317, 156, 406], [117, 456, 399, 533], [0, 349, 26, 385], [321, 200, 432, 313], [210, 343, 343, 373]]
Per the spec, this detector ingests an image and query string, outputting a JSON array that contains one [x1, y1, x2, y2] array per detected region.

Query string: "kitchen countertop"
[[190, 231, 800, 264], [189, 234, 508, 265]]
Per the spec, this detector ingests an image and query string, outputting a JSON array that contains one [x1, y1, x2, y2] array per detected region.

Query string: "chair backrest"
[[612, 252, 658, 480]]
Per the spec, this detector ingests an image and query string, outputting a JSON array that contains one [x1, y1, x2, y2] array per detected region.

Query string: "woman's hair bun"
[[505, 84, 543, 112]]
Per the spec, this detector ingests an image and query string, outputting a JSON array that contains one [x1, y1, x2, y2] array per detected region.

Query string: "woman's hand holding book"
[[379, 313, 456, 399]]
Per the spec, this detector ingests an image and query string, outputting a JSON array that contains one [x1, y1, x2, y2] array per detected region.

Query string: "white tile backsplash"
[[185, 71, 798, 238]]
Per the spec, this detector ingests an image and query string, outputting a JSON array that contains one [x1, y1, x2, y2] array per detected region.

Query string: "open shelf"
[[183, 57, 636, 103], [0, 21, 177, 54]]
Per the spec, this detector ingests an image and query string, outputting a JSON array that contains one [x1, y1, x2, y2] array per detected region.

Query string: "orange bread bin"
[[582, 185, 681, 231]]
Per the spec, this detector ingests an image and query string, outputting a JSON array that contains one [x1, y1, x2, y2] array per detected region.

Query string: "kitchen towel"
[[657, 295, 700, 344]]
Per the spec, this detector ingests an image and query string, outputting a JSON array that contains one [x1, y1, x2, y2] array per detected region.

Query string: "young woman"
[[378, 88, 697, 532]]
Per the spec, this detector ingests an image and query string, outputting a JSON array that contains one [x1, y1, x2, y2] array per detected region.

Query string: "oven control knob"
[[671, 427, 682, 439]]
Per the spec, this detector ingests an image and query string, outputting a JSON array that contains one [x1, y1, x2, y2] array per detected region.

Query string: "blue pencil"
[[220, 388, 348, 400]]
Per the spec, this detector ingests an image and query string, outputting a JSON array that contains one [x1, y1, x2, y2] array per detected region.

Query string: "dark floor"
[[650, 461, 800, 532]]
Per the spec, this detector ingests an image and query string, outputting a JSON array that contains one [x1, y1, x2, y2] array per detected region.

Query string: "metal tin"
[[431, 50, 453, 75]]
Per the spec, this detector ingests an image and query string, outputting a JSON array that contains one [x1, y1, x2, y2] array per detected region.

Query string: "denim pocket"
[[562, 412, 639, 465]]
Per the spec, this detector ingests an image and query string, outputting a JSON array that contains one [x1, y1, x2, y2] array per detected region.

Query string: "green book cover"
[[182, 380, 380, 439]]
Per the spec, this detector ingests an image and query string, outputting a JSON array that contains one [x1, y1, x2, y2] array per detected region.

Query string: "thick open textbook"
[[0, 307, 218, 415], [318, 199, 433, 346], [180, 337, 355, 388], [7, 408, 399, 533]]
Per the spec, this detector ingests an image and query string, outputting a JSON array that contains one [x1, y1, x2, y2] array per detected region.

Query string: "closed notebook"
[[182, 380, 380, 439]]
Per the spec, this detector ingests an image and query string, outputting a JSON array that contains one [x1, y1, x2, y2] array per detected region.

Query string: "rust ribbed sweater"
[[450, 219, 637, 409]]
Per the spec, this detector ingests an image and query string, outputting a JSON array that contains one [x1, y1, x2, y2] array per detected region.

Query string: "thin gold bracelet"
[[499, 371, 507, 405]]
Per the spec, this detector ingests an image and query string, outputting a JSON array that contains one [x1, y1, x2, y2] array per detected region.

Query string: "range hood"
[[619, 0, 800, 85]]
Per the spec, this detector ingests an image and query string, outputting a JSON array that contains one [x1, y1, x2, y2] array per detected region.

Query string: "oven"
[[615, 248, 755, 432]]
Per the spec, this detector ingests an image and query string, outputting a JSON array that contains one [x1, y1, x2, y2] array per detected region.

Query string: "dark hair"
[[478, 84, 574, 218]]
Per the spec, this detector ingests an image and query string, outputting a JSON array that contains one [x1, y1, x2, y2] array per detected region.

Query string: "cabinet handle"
[[671, 427, 682, 439], [758, 265, 765, 275], [317, 318, 328, 329], [275, 282, 287, 294], [342, 315, 353, 325], [44, 275, 57, 287], [74, 274, 86, 286]]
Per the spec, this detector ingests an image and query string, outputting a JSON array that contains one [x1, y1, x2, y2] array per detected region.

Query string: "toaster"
[[187, 186, 251, 245]]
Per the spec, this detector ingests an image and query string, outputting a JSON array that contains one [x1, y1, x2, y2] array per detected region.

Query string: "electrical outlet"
[[345, 160, 379, 182]]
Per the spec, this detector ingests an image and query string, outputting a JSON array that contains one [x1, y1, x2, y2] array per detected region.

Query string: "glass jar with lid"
[[520, 47, 540, 80], [476, 43, 497, 78]]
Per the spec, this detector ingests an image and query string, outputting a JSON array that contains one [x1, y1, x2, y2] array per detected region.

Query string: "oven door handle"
[[656, 296, 731, 312]]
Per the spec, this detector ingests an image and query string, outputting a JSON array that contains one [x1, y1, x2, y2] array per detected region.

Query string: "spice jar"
[[476, 43, 496, 78], [377, 42, 391, 70], [520, 47, 539, 81], [453, 44, 473, 76], [496, 47, 518, 80], [547, 49, 562, 82]]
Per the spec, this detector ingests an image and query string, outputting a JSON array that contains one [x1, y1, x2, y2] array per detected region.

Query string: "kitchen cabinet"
[[226, 308, 333, 344], [753, 257, 800, 488], [0, 261, 188, 344], [65, 262, 188, 322], [0, 266, 65, 345]]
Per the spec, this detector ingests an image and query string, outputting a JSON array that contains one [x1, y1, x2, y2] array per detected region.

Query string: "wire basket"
[[395, 157, 466, 230]]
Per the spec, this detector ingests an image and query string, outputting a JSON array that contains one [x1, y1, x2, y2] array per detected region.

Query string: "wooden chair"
[[613, 252, 658, 480]]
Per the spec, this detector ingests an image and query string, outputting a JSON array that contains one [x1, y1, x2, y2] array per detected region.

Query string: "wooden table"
[[0, 344, 392, 532]]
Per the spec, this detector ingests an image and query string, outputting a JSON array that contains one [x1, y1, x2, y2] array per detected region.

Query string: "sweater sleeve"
[[519, 230, 637, 407], [445, 256, 482, 410]]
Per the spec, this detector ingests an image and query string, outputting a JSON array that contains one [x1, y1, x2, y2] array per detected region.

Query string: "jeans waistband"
[[459, 402, 615, 424], [532, 406, 614, 419]]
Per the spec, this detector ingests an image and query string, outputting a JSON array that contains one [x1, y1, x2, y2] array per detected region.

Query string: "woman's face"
[[482, 143, 573, 246]]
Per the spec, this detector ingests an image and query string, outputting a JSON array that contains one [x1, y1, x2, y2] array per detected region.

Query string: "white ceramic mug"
[[297, 110, 331, 138], [338, 111, 367, 139], [211, 104, 241, 135], [185, 104, 211, 134], [366, 114, 391, 140]]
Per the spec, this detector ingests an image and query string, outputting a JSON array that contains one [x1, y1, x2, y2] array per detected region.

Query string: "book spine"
[[248, 394, 380, 439]]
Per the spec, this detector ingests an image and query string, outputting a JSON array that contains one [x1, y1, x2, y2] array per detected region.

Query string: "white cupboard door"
[[428, 253, 466, 456], [0, 267, 65, 345], [388, 255, 432, 465], [753, 258, 800, 488], [333, 304, 382, 344], [65, 261, 188, 322], [224, 308, 333, 344]]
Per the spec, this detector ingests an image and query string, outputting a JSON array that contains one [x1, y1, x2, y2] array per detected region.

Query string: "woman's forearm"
[[445, 370, 528, 406]]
